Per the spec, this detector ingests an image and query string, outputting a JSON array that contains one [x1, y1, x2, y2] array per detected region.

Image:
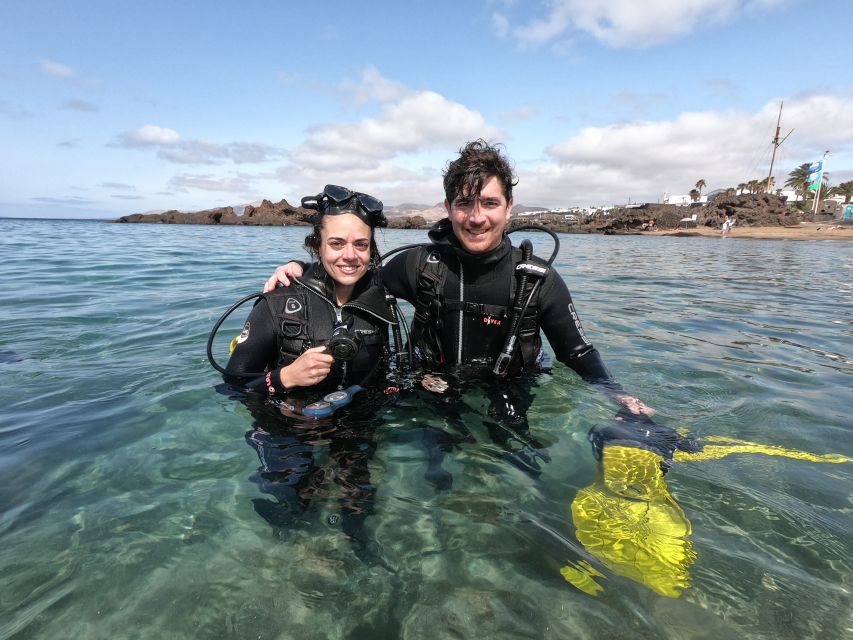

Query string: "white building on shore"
[[663, 192, 707, 205]]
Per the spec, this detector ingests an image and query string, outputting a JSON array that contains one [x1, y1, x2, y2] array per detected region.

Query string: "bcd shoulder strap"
[[410, 246, 448, 365], [262, 291, 312, 365], [511, 248, 546, 371]]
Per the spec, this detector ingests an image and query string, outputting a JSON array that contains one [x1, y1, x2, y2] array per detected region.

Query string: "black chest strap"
[[445, 301, 509, 317], [410, 246, 545, 372], [410, 248, 448, 364]]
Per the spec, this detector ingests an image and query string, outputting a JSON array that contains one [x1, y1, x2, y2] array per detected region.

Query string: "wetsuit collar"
[[301, 262, 394, 323], [427, 218, 511, 265]]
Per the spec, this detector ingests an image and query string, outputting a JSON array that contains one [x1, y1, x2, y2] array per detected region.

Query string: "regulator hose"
[[493, 225, 560, 375], [206, 292, 265, 377]]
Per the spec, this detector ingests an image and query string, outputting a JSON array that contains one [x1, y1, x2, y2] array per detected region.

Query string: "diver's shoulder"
[[262, 283, 301, 298]]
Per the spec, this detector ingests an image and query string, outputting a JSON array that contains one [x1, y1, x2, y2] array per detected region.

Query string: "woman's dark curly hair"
[[443, 139, 518, 204]]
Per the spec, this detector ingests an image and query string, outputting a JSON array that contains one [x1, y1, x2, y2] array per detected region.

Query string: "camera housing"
[[326, 324, 360, 361]]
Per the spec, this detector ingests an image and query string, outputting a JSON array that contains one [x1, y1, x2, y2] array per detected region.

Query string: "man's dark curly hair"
[[442, 139, 518, 205]]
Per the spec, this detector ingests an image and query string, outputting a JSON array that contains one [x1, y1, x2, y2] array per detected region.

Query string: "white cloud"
[[291, 90, 501, 169], [115, 124, 181, 147], [100, 182, 135, 190], [492, 12, 510, 37], [40, 58, 78, 80], [339, 66, 412, 106], [31, 195, 97, 205], [512, 0, 784, 48], [275, 162, 442, 206], [276, 88, 502, 202], [515, 93, 853, 207], [168, 173, 257, 194], [112, 126, 284, 164], [157, 140, 280, 165]]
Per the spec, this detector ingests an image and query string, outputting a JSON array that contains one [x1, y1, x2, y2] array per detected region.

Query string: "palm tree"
[[725, 187, 736, 196], [785, 164, 812, 199], [835, 180, 853, 203], [737, 182, 746, 194], [689, 189, 700, 202], [786, 163, 831, 199], [695, 179, 706, 198]]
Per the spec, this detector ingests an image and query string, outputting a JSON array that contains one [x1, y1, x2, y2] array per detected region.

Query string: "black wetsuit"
[[242, 395, 385, 564], [377, 220, 625, 480], [222, 263, 395, 561], [381, 219, 616, 385], [224, 262, 395, 396]]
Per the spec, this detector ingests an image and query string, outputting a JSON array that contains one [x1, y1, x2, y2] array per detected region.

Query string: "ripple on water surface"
[[0, 221, 850, 639]]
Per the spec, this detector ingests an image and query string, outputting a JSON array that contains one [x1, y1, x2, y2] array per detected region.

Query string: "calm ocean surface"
[[0, 218, 850, 640]]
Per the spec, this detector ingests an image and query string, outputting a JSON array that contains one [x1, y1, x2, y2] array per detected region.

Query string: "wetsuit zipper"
[[293, 278, 393, 325], [457, 261, 464, 364]]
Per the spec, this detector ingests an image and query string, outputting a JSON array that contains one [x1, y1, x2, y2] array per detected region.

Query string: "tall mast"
[[766, 102, 792, 193]]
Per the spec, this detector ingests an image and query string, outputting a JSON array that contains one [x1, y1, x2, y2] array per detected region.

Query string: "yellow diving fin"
[[563, 445, 695, 598], [563, 426, 849, 599], [674, 436, 851, 464]]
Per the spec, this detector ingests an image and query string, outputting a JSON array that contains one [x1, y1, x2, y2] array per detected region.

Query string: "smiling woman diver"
[[207, 186, 405, 566], [217, 185, 404, 412]]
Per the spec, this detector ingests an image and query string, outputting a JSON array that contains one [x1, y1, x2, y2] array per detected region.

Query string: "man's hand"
[[616, 395, 656, 417], [420, 374, 449, 394], [263, 262, 305, 293], [280, 346, 333, 388]]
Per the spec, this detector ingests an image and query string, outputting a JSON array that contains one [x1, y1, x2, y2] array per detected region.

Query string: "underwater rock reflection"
[[562, 418, 850, 598]]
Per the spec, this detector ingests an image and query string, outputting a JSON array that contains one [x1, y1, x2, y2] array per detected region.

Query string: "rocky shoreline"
[[113, 198, 430, 229], [114, 194, 850, 238]]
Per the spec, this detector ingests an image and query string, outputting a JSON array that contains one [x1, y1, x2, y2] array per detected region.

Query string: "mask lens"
[[318, 185, 385, 227], [323, 185, 353, 204], [355, 193, 382, 214]]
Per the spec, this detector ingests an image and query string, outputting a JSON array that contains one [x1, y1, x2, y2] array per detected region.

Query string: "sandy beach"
[[646, 221, 853, 240]]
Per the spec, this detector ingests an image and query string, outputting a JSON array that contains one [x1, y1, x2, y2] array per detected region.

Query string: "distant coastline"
[[110, 193, 851, 239]]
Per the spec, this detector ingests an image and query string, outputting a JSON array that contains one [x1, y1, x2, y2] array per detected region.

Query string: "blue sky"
[[2, 0, 852, 218]]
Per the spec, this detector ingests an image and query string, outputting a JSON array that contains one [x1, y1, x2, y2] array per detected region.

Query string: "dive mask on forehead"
[[301, 184, 388, 228]]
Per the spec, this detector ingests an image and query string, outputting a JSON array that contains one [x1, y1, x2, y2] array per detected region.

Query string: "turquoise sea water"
[[0, 218, 850, 640]]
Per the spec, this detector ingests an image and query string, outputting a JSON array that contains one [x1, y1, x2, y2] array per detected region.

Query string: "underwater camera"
[[326, 323, 360, 362]]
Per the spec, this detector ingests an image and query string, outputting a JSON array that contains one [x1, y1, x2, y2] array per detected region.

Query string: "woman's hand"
[[280, 346, 334, 388], [263, 262, 305, 293]]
